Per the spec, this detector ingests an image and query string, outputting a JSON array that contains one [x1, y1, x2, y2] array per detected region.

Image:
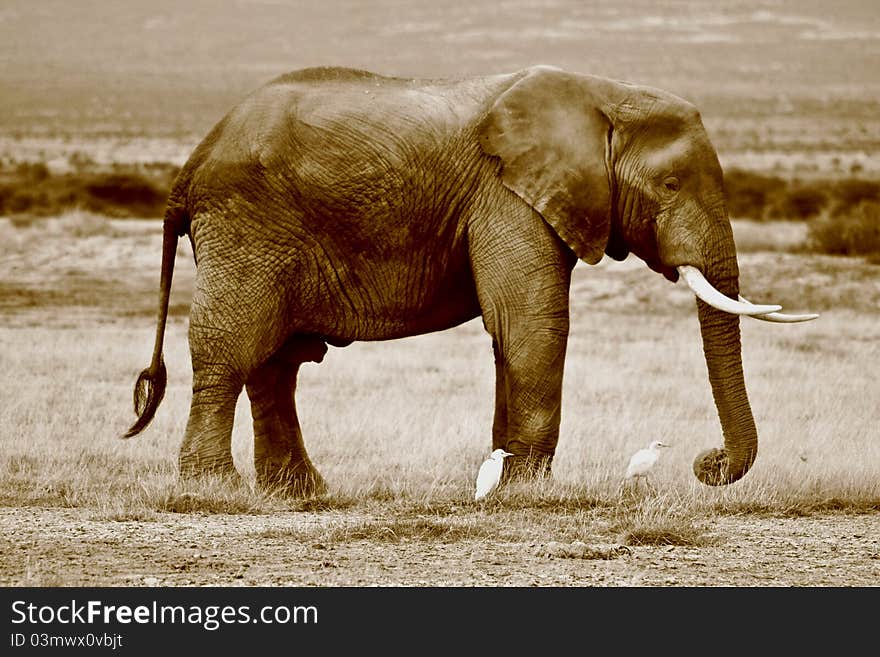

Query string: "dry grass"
[[0, 218, 878, 544], [51, 208, 120, 238], [731, 219, 808, 254]]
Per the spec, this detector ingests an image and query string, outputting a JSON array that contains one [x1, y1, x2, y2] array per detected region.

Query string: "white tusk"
[[737, 295, 820, 323], [677, 265, 782, 315]]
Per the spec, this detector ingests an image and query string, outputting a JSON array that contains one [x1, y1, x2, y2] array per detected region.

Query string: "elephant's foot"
[[502, 452, 553, 483], [257, 459, 327, 498], [177, 461, 244, 502], [179, 453, 239, 480]]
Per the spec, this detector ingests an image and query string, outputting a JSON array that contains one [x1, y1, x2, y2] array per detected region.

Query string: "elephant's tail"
[[122, 204, 188, 438]]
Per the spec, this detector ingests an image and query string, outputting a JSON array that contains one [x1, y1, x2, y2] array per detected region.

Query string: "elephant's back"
[[175, 65, 525, 185], [200, 67, 523, 167], [172, 66, 526, 235], [179, 68, 508, 209], [268, 66, 396, 87]]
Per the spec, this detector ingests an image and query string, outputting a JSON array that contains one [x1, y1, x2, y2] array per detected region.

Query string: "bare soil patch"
[[2, 507, 878, 586]]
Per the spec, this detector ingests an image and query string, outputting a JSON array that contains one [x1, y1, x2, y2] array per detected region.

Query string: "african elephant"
[[124, 65, 816, 495]]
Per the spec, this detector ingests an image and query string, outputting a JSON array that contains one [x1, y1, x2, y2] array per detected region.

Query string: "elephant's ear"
[[479, 67, 613, 265]]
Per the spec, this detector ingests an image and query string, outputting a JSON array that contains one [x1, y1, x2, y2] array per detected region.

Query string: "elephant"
[[123, 65, 817, 495]]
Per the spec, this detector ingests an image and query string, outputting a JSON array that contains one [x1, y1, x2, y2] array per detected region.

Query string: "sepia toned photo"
[[1, 0, 878, 597]]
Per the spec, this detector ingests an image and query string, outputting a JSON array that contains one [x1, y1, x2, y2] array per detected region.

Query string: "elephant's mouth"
[[646, 258, 680, 283], [660, 265, 679, 283], [677, 265, 818, 322]]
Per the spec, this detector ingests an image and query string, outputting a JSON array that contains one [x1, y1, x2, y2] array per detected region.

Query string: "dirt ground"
[[2, 507, 877, 587]]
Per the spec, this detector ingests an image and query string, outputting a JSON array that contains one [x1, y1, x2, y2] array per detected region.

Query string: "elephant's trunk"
[[692, 253, 758, 486]]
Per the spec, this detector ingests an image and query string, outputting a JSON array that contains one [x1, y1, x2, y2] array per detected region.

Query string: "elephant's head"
[[480, 66, 816, 486]]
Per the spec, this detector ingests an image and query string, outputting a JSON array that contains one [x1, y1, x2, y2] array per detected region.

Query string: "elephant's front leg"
[[491, 339, 508, 452], [245, 336, 327, 497], [470, 206, 575, 479], [490, 335, 567, 471], [492, 321, 569, 478]]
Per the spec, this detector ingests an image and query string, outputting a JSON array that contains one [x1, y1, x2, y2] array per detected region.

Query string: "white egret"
[[474, 449, 514, 501], [624, 440, 670, 483]]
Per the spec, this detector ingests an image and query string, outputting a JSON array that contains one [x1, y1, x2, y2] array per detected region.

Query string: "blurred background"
[[2, 0, 878, 167], [3, 1, 879, 256]]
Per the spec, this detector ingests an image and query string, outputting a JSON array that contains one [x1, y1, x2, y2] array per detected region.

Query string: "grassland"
[[1, 213, 878, 585]]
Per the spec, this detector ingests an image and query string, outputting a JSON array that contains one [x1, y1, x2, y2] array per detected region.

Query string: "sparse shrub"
[[723, 169, 880, 223], [83, 173, 166, 216], [0, 167, 170, 218], [830, 179, 880, 216], [7, 189, 37, 213], [807, 200, 880, 260], [15, 161, 50, 183], [766, 183, 828, 220], [723, 168, 785, 220]]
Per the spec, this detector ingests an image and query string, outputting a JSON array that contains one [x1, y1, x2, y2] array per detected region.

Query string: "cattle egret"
[[474, 449, 514, 501], [624, 440, 670, 482]]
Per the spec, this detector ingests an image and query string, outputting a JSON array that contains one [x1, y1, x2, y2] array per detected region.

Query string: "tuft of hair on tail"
[[123, 358, 167, 438]]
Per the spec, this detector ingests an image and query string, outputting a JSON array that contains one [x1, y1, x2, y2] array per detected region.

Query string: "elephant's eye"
[[664, 177, 680, 193]]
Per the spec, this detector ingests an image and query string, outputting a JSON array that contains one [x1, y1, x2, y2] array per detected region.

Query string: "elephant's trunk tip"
[[692, 447, 754, 486], [121, 358, 167, 439]]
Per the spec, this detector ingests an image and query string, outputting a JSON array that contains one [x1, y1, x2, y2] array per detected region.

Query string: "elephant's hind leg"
[[180, 263, 291, 484], [179, 343, 244, 484], [246, 335, 328, 497]]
